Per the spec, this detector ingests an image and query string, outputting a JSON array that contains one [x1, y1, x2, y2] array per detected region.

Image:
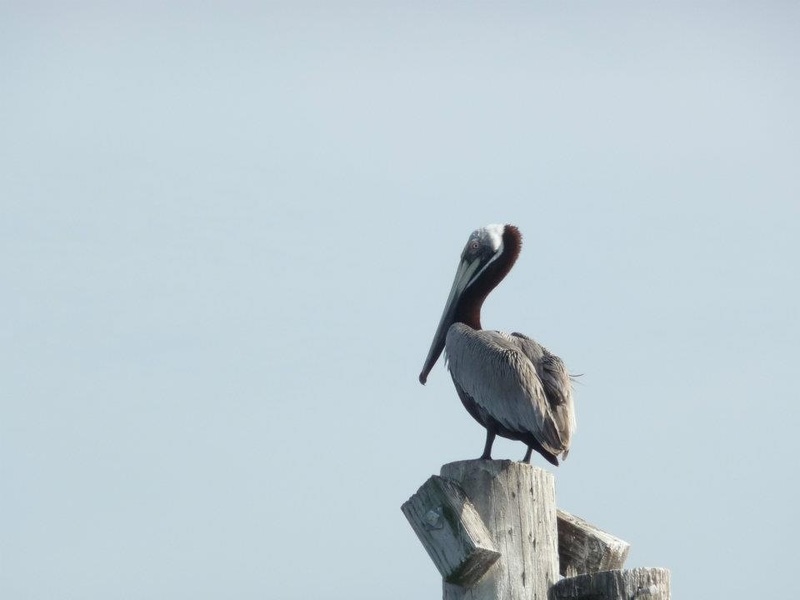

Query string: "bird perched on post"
[[419, 224, 576, 465]]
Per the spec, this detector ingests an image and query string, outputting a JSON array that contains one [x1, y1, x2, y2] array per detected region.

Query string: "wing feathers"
[[445, 324, 574, 456]]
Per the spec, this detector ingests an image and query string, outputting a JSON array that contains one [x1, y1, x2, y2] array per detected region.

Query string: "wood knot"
[[423, 507, 444, 530]]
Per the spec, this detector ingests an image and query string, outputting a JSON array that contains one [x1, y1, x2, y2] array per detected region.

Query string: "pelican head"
[[419, 224, 521, 384]]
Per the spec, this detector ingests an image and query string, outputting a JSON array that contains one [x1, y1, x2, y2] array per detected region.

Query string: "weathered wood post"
[[403, 460, 670, 600], [550, 567, 670, 600], [403, 460, 558, 600], [401, 473, 501, 586], [441, 461, 558, 600], [555, 510, 630, 578]]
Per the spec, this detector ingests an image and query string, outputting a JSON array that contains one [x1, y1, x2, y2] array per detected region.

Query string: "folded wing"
[[445, 323, 575, 457]]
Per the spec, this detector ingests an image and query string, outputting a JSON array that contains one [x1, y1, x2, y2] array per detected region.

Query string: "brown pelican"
[[419, 224, 576, 465]]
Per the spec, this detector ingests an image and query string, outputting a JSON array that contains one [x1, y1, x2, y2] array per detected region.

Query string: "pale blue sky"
[[2, 3, 799, 599]]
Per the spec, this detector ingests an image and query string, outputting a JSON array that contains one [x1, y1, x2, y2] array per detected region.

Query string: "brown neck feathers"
[[454, 225, 522, 330]]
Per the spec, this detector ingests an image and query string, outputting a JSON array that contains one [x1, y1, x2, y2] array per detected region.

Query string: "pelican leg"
[[480, 430, 496, 460], [522, 447, 533, 463]]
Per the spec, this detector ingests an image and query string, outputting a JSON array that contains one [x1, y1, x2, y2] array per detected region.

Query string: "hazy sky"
[[2, 3, 799, 599]]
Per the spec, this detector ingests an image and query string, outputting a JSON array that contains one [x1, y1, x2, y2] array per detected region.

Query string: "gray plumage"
[[419, 223, 577, 465], [445, 324, 575, 461]]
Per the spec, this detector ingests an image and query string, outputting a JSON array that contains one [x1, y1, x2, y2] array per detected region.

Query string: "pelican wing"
[[511, 332, 576, 456], [445, 323, 573, 455]]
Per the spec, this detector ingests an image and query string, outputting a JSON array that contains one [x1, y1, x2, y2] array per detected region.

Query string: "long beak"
[[419, 258, 481, 384]]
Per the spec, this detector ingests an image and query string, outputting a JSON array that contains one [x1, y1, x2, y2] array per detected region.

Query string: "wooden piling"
[[550, 567, 670, 600], [401, 475, 501, 586], [556, 510, 629, 577], [403, 460, 558, 600], [402, 460, 669, 600]]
